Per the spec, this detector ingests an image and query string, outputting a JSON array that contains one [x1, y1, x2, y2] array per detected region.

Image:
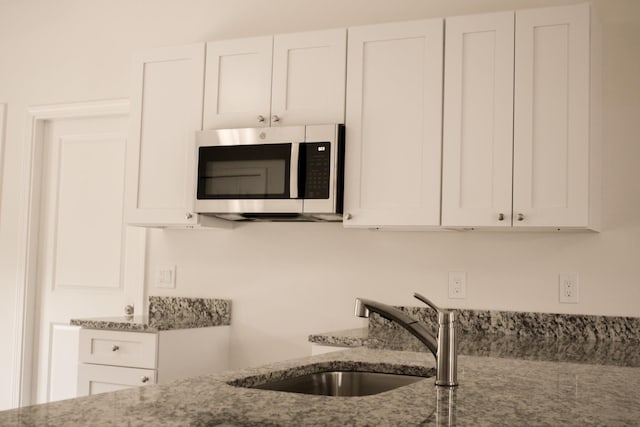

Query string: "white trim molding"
[[0, 103, 7, 210], [12, 99, 136, 408]]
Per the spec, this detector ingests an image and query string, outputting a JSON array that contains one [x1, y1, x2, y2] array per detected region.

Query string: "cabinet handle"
[[498, 213, 505, 221], [517, 213, 525, 221], [271, 115, 280, 123], [112, 345, 119, 352], [257, 115, 265, 123], [185, 212, 193, 220], [344, 213, 352, 220], [141, 376, 150, 384]]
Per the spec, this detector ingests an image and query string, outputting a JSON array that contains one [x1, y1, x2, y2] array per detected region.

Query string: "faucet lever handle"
[[413, 292, 440, 313]]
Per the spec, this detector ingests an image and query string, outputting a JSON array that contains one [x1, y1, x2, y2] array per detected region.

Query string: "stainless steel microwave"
[[194, 124, 344, 221]]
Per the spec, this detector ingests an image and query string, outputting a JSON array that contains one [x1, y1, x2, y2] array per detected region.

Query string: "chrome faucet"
[[355, 293, 458, 387]]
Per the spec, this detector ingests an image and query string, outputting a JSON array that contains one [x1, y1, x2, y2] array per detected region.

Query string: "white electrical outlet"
[[156, 265, 176, 289], [448, 272, 467, 299], [559, 272, 579, 304]]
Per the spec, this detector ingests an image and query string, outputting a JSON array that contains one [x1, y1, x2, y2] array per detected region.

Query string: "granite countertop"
[[2, 345, 640, 426], [310, 307, 640, 368], [70, 296, 232, 332], [5, 305, 639, 425], [310, 327, 640, 368]]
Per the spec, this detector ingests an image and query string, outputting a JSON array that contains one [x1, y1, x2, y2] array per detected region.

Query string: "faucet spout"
[[355, 294, 458, 387], [355, 298, 438, 355]]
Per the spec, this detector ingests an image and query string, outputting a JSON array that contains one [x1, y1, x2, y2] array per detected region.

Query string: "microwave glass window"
[[198, 143, 291, 199], [204, 160, 285, 196]]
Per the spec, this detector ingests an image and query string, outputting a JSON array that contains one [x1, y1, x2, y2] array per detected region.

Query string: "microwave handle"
[[290, 142, 299, 199]]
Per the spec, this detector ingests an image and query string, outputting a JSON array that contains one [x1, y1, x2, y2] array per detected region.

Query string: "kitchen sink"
[[246, 370, 428, 397]]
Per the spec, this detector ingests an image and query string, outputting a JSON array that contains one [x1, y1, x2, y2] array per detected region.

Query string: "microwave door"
[[195, 142, 303, 214]]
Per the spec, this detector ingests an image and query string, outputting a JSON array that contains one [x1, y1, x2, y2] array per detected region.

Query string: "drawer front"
[[77, 363, 157, 396], [79, 329, 158, 369]]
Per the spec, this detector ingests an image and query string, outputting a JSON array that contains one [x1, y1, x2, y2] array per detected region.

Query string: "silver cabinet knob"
[[517, 213, 525, 221], [141, 376, 150, 384], [498, 213, 505, 221], [186, 212, 193, 220], [344, 213, 352, 220], [271, 115, 280, 123], [112, 345, 119, 352], [257, 115, 265, 123]]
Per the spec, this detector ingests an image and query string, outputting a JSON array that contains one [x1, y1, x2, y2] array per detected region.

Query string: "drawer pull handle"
[[111, 345, 120, 352], [141, 376, 150, 384]]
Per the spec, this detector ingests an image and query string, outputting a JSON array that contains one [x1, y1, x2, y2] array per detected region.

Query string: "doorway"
[[13, 100, 146, 406]]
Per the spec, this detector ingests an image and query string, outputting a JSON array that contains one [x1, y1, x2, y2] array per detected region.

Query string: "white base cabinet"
[[77, 327, 230, 396]]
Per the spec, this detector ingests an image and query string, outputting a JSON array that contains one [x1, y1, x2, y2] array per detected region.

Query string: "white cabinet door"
[[204, 36, 273, 129], [126, 43, 205, 227], [442, 12, 515, 228], [513, 4, 592, 228], [79, 329, 157, 369], [344, 19, 443, 229], [77, 364, 156, 396], [271, 28, 346, 126], [204, 30, 346, 129]]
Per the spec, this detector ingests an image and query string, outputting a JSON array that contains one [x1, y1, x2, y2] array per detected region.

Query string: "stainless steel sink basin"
[[250, 370, 427, 396]]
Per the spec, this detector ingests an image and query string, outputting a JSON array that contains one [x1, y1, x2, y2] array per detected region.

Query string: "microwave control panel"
[[300, 142, 331, 199]]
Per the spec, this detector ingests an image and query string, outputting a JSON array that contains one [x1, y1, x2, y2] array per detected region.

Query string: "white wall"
[[1, 0, 639, 410]]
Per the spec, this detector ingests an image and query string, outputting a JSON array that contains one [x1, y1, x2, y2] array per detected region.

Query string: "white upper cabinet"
[[343, 19, 444, 229], [204, 36, 273, 129], [513, 3, 598, 230], [204, 28, 346, 129], [442, 11, 515, 229], [442, 3, 600, 230], [126, 44, 228, 228]]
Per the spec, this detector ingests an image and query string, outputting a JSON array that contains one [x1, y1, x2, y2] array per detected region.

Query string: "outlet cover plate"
[[448, 272, 467, 299], [156, 265, 176, 289], [559, 272, 579, 304]]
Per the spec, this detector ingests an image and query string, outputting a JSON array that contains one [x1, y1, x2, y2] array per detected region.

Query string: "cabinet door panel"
[[204, 36, 273, 129], [79, 329, 157, 369], [126, 43, 204, 226], [77, 364, 156, 396], [513, 4, 590, 227], [344, 19, 443, 228], [442, 12, 515, 228], [271, 28, 346, 126]]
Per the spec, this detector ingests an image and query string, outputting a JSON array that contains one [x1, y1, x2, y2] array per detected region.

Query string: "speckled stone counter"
[[70, 296, 231, 332], [308, 327, 369, 348], [2, 346, 640, 426], [367, 307, 640, 341], [310, 307, 640, 367]]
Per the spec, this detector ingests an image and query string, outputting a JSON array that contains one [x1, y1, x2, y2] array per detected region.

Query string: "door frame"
[[12, 99, 146, 407], [0, 103, 6, 212]]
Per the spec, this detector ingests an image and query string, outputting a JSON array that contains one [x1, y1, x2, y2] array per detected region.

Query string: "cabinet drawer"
[[77, 364, 156, 396], [79, 329, 158, 369]]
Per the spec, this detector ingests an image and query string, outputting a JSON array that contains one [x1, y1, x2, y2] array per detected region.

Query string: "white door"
[[126, 43, 206, 227], [441, 11, 515, 228], [513, 3, 591, 227], [204, 36, 273, 129], [344, 19, 443, 228], [33, 115, 145, 404], [271, 28, 346, 126]]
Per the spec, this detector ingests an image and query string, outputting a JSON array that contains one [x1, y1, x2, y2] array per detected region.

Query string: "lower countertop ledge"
[[70, 296, 232, 332], [2, 347, 640, 426]]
